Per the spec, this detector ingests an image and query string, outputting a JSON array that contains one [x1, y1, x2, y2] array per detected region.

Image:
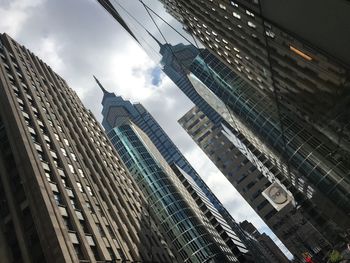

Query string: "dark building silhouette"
[[240, 220, 290, 263]]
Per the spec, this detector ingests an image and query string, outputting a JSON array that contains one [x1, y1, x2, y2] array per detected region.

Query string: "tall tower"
[[184, 49, 350, 235], [153, 39, 350, 253], [106, 119, 233, 262], [0, 33, 176, 263], [98, 78, 260, 262], [179, 106, 331, 261]]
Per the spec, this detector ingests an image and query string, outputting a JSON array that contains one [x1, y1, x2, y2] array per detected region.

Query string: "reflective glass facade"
[[177, 50, 350, 249], [188, 51, 350, 227], [158, 0, 350, 157], [99, 85, 252, 261], [108, 122, 227, 262]]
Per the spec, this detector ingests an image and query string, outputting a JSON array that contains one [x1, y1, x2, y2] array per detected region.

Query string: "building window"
[[77, 182, 83, 193], [219, 4, 226, 10], [246, 10, 255, 17], [290, 45, 313, 61], [248, 21, 256, 28], [231, 1, 239, 7], [68, 164, 75, 174], [53, 193, 63, 205], [232, 12, 241, 19], [266, 30, 275, 38]]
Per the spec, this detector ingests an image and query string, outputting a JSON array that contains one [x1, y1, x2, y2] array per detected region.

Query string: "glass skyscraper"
[[98, 78, 256, 262], [158, 0, 350, 156], [187, 49, 350, 233], [99, 75, 241, 225], [107, 119, 233, 262]]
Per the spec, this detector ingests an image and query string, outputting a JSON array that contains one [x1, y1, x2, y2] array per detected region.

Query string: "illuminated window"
[[246, 10, 255, 17], [266, 30, 275, 38], [231, 1, 238, 7], [290, 46, 313, 61], [248, 21, 256, 28], [219, 4, 226, 10], [233, 12, 241, 19]]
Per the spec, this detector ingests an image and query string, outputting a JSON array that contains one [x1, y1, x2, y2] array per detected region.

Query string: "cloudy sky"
[[0, 0, 290, 257]]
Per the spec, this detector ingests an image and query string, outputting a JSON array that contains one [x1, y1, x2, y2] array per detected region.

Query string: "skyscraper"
[[240, 221, 290, 263], [98, 79, 261, 262], [179, 106, 330, 261], [96, 1, 350, 228], [153, 39, 349, 257], [0, 33, 176, 263], [106, 118, 235, 262], [185, 48, 350, 235], [158, 0, 350, 155]]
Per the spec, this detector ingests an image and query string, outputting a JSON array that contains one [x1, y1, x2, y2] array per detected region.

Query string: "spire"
[[146, 30, 164, 49], [94, 75, 110, 94]]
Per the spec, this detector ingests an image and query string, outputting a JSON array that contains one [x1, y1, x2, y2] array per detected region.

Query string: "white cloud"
[[0, 0, 45, 36], [35, 37, 64, 72]]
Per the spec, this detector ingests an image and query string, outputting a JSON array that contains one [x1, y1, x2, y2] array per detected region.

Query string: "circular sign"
[[268, 185, 288, 204]]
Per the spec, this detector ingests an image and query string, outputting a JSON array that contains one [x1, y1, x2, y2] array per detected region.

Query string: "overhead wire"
[[110, 0, 162, 61]]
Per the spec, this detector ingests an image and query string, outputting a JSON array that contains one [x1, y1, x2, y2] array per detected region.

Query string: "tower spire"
[[94, 75, 110, 94], [146, 30, 164, 48]]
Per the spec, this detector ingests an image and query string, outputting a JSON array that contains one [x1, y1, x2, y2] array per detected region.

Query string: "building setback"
[[179, 106, 331, 261], [0, 33, 176, 263]]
